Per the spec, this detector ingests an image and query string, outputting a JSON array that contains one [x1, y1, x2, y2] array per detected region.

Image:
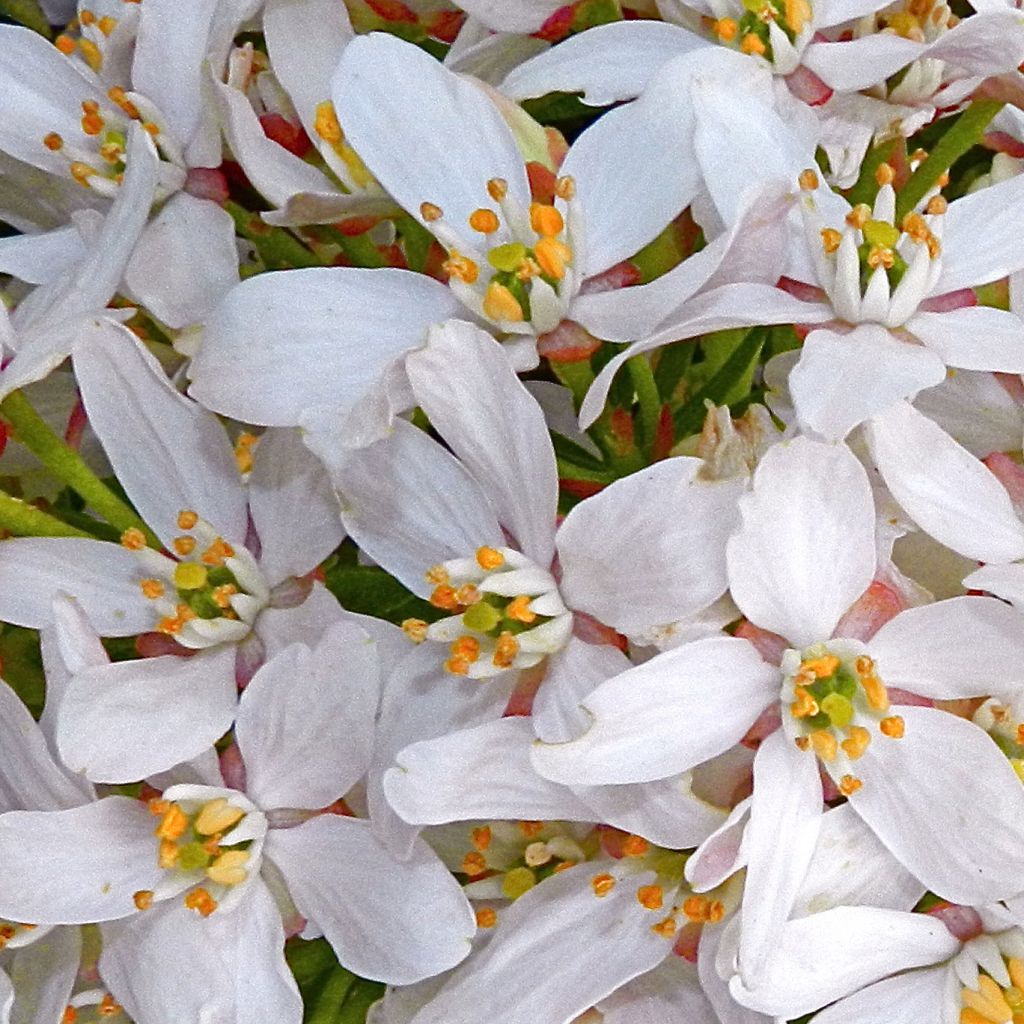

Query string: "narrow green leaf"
[[0, 0, 52, 37], [323, 564, 440, 625], [0, 625, 44, 717]]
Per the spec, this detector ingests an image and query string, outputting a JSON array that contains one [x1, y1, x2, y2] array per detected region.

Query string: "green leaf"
[[673, 328, 767, 438], [0, 0, 52, 37], [323, 564, 440, 625], [286, 939, 385, 1024], [0, 625, 45, 717]]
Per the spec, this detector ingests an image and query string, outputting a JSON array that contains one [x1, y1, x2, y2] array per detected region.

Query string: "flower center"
[[712, 0, 812, 69], [121, 509, 270, 650], [144, 793, 261, 918], [798, 166, 945, 328], [401, 545, 572, 678], [959, 949, 1024, 1024], [418, 176, 577, 335], [0, 918, 39, 950], [782, 640, 906, 795]]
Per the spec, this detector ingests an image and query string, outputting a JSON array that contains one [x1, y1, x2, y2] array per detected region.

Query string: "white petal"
[[909, 307, 1024, 373], [7, 924, 80, 1024], [558, 458, 743, 633], [866, 401, 1024, 563], [964, 562, 1024, 609], [75, 326, 248, 550], [847, 704, 1024, 904], [248, 428, 345, 587], [0, 798, 162, 923], [868, 597, 1024, 698], [0, 221, 86, 285], [333, 33, 529, 233], [56, 647, 237, 784], [447, 0, 564, 32], [730, 908, 958, 1017], [790, 326, 947, 440], [405, 866, 670, 1024], [407, 321, 557, 567], [738, 730, 822, 987], [238, 623, 380, 810], [125, 194, 239, 329], [531, 637, 779, 785], [0, 538, 151, 635], [385, 716, 595, 826], [811, 968, 949, 1024], [727, 437, 876, 647], [803, 35, 925, 91], [598, 957, 717, 1024], [500, 21, 707, 104], [190, 268, 462, 428], [266, 815, 474, 984]]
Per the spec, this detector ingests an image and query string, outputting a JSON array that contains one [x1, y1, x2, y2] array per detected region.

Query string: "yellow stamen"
[[839, 774, 862, 796], [402, 618, 428, 643], [173, 535, 197, 556], [212, 584, 237, 609], [475, 907, 497, 928], [201, 538, 235, 567], [206, 850, 250, 886], [713, 16, 738, 39], [183, 888, 218, 917], [476, 546, 504, 570], [313, 100, 342, 144], [445, 656, 470, 676], [140, 578, 164, 600], [234, 432, 258, 474], [450, 635, 481, 662], [860, 674, 890, 711], [740, 32, 766, 54], [78, 38, 103, 72], [430, 584, 461, 611], [425, 564, 449, 585], [530, 203, 564, 238], [487, 178, 508, 201], [98, 15, 117, 34], [784, 0, 811, 32], [637, 884, 664, 910], [841, 725, 871, 760], [926, 195, 948, 215], [462, 852, 487, 876], [791, 686, 819, 719], [534, 236, 572, 281], [505, 595, 537, 624], [471, 826, 492, 852], [442, 251, 479, 284], [70, 161, 96, 187], [482, 282, 525, 323], [591, 873, 615, 897], [821, 228, 842, 253], [468, 208, 500, 234], [107, 86, 139, 118], [420, 201, 443, 222], [492, 631, 519, 669], [98, 995, 121, 1017], [154, 803, 189, 840], [194, 798, 245, 836], [867, 245, 895, 270], [798, 168, 820, 191], [158, 839, 180, 868], [133, 889, 154, 910], [178, 511, 198, 534], [801, 655, 839, 678], [622, 834, 650, 857], [651, 916, 677, 938], [846, 204, 871, 229], [879, 715, 905, 738], [809, 730, 838, 761]]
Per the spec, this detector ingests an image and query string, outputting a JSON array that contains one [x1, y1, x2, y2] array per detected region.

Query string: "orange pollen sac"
[[173, 535, 197, 556], [714, 16, 739, 38], [157, 615, 183, 636], [425, 564, 450, 586], [420, 201, 443, 222], [158, 839, 179, 869], [505, 595, 537, 624], [201, 538, 235, 567], [81, 111, 104, 135], [99, 994, 122, 1017], [177, 509, 199, 529], [534, 237, 572, 281], [839, 774, 863, 796], [147, 797, 170, 816], [927, 195, 948, 215], [62, 1008, 77, 1024], [591, 873, 616, 897], [401, 618, 428, 643], [80, 9, 96, 24], [462, 852, 487, 876], [554, 176, 575, 201], [212, 584, 237, 609], [879, 715, 905, 738], [637, 885, 664, 910], [469, 208, 500, 234], [875, 162, 896, 186], [854, 655, 874, 676], [926, 235, 942, 259], [651, 916, 678, 938], [794, 736, 810, 751], [867, 246, 895, 270], [799, 168, 820, 191], [55, 34, 76, 54], [98, 15, 117, 34], [492, 631, 519, 669], [821, 228, 842, 253], [622, 834, 650, 857], [142, 121, 159, 137], [476, 546, 504, 570], [121, 528, 147, 550], [443, 251, 479, 285], [450, 635, 481, 662], [682, 895, 711, 922], [108, 86, 139, 118], [154, 803, 189, 840], [444, 655, 471, 676], [70, 161, 96, 187], [860, 674, 890, 711], [740, 32, 765, 54], [456, 583, 481, 606], [846, 204, 870, 229], [802, 655, 840, 678], [519, 820, 544, 838], [430, 584, 461, 611], [901, 212, 930, 241], [140, 579, 165, 600], [841, 725, 871, 760], [133, 889, 154, 910], [482, 282, 525, 323], [1016, 723, 1024, 745], [530, 202, 564, 238], [184, 888, 218, 917], [487, 177, 508, 201], [791, 686, 819, 719], [475, 907, 498, 928], [43, 132, 64, 151], [809, 730, 838, 761], [471, 826, 492, 851], [707, 900, 726, 923]]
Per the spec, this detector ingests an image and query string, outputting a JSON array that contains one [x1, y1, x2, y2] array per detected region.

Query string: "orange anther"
[[173, 536, 197, 556], [133, 889, 154, 910], [879, 715, 905, 738], [401, 618, 428, 643], [740, 32, 766, 54], [530, 203, 564, 238], [493, 631, 519, 669], [476, 546, 504, 570], [99, 994, 122, 1016], [622, 834, 650, 857], [821, 228, 842, 253], [683, 895, 711, 921], [554, 176, 575, 201], [201, 538, 235, 566], [791, 686, 819, 719], [505, 595, 536, 624], [591, 872, 615, 897], [442, 251, 479, 285], [140, 579, 165, 600], [471, 826, 492, 852], [840, 725, 871, 760], [486, 178, 508, 201], [55, 34, 76, 54], [534, 236, 572, 281], [420, 202, 443, 222], [456, 583, 481, 606], [154, 803, 188, 840], [809, 730, 838, 761], [637, 885, 664, 910], [183, 888, 218, 917], [475, 907, 498, 928], [445, 656, 470, 676], [926, 195, 948, 216], [713, 16, 738, 38], [177, 510, 198, 529], [875, 163, 896, 186], [801, 655, 839, 678], [450, 635, 481, 661], [651, 916, 678, 938], [839, 774, 862, 796], [860, 674, 889, 711], [519, 820, 544, 838], [43, 132, 64, 150], [469, 208, 500, 233], [462, 852, 487, 876]]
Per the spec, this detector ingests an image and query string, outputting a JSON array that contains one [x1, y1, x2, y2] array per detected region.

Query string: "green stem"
[[627, 354, 661, 453], [555, 457, 616, 484], [0, 390, 159, 545], [895, 101, 1004, 219], [0, 490, 90, 538], [549, 358, 595, 409], [336, 230, 387, 269], [844, 138, 900, 209], [223, 201, 321, 270]]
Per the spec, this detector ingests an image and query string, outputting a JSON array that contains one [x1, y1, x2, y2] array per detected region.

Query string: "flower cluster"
[[2, 0, 1024, 1022]]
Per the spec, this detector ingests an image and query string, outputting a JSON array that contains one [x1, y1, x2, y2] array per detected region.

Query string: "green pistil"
[[178, 842, 212, 872], [502, 866, 537, 900], [804, 666, 858, 730], [176, 565, 242, 620], [460, 593, 553, 638], [857, 244, 908, 291]]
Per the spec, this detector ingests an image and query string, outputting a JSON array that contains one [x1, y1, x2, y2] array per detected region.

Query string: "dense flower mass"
[[3, 0, 1024, 1022]]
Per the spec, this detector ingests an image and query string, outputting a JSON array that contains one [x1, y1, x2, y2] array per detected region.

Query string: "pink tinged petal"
[[686, 799, 751, 892], [866, 401, 1024, 563], [406, 321, 557, 567], [810, 967, 949, 1024], [7, 922, 80, 1024], [0, 538, 152, 635], [327, 418, 504, 598], [579, 284, 831, 428], [598, 956, 718, 1024], [986, 451, 1024, 517], [332, 33, 529, 233], [530, 637, 780, 786], [55, 646, 237, 784], [0, 678, 88, 812], [868, 596, 1024, 698], [248, 428, 345, 587], [557, 458, 743, 634], [789, 326, 946, 440], [833, 579, 905, 643], [845, 704, 1024, 903], [0, 797, 162, 924], [190, 267, 462, 428], [730, 907, 959, 1017], [406, 866, 670, 1024], [793, 804, 925, 916], [500, 21, 707, 105], [802, 35, 926, 91], [125, 194, 239, 329], [75, 326, 247, 548], [237, 623, 380, 810], [938, 172, 1024, 293], [384, 717, 596, 825], [908, 307, 1024, 374], [266, 815, 475, 984], [727, 437, 876, 647], [738, 730, 823, 988]]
